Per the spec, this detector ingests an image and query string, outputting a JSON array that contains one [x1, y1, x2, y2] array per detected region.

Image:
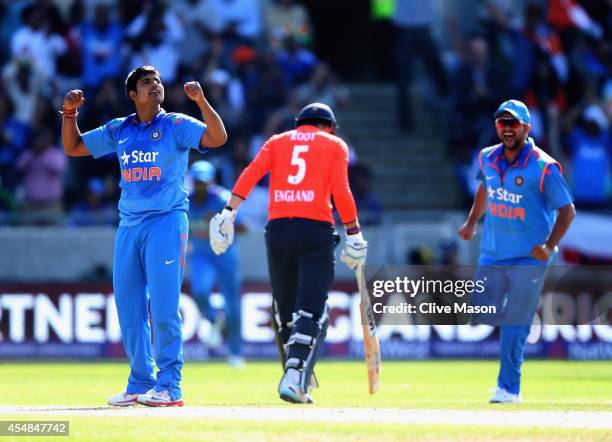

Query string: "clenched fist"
[[184, 81, 205, 103], [458, 221, 476, 241], [63, 89, 85, 110], [531, 244, 553, 262]]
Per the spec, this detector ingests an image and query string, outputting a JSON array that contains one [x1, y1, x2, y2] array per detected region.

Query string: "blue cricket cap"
[[191, 160, 215, 183], [493, 99, 531, 124]]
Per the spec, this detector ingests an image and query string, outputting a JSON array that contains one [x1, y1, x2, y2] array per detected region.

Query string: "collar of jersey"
[[487, 137, 534, 171], [298, 125, 322, 132], [129, 108, 166, 126]]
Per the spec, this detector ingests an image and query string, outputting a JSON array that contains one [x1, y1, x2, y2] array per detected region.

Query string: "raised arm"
[[61, 90, 91, 157], [183, 81, 227, 148]]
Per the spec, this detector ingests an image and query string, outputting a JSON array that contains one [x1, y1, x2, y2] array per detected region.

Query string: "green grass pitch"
[[0, 360, 610, 441]]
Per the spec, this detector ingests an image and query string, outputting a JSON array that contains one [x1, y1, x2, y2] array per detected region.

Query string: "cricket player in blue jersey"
[[459, 99, 576, 403], [188, 160, 246, 366], [61, 66, 227, 407]]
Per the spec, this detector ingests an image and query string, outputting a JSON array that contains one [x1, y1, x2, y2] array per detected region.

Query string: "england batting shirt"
[[477, 138, 573, 263], [82, 109, 208, 226], [232, 125, 358, 225]]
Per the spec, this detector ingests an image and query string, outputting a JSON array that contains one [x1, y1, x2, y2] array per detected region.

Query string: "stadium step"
[[343, 83, 463, 210]]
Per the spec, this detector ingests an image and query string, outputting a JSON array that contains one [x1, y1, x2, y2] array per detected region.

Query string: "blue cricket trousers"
[[190, 248, 243, 357], [472, 263, 547, 395], [113, 210, 188, 400]]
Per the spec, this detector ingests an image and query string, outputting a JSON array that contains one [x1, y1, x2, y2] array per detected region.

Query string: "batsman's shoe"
[[107, 391, 139, 407], [489, 387, 522, 404], [138, 389, 184, 407], [278, 368, 313, 404]]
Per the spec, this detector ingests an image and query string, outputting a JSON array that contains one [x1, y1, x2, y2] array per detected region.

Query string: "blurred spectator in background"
[[295, 63, 350, 110], [217, 136, 252, 189], [188, 160, 246, 366], [261, 91, 303, 137], [276, 35, 318, 88], [449, 33, 505, 164], [81, 3, 124, 94], [204, 68, 247, 136], [82, 78, 128, 132], [216, 0, 263, 44], [0, 1, 29, 66], [126, 0, 184, 84], [564, 104, 611, 208], [393, 0, 448, 130], [448, 33, 506, 198], [348, 163, 383, 226], [10, 3, 67, 82], [242, 50, 287, 132], [16, 126, 67, 225], [0, 93, 29, 191], [55, 0, 84, 94], [2, 59, 45, 127], [69, 176, 117, 226], [264, 0, 311, 49], [171, 0, 222, 73]]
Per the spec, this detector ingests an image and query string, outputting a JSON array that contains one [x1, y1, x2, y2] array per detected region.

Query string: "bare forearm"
[[61, 117, 86, 156], [197, 98, 227, 147], [227, 194, 245, 210], [467, 183, 487, 225], [545, 204, 576, 249]]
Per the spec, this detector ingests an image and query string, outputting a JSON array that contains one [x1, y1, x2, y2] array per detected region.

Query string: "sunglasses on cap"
[[495, 118, 522, 129]]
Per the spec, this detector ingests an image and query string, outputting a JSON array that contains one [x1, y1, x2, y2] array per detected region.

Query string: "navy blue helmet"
[[294, 103, 337, 130]]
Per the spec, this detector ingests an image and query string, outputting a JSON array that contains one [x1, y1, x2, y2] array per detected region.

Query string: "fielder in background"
[[459, 99, 575, 403], [188, 160, 246, 367], [62, 65, 227, 407], [209, 103, 367, 404]]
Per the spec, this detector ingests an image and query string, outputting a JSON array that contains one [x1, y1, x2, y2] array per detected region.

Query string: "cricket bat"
[[355, 265, 381, 394]]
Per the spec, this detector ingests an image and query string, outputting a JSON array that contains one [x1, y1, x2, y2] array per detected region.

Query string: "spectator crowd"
[[1, 0, 610, 228], [0, 0, 354, 227], [436, 0, 612, 208]]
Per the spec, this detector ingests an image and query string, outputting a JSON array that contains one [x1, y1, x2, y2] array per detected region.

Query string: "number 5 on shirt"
[[287, 145, 309, 185]]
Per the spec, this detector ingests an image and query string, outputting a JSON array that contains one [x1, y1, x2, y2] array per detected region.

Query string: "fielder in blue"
[[459, 100, 576, 403], [61, 66, 227, 407], [188, 160, 246, 366]]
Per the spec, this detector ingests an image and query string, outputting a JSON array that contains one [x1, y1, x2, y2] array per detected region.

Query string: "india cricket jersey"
[[82, 109, 208, 226], [477, 138, 573, 263]]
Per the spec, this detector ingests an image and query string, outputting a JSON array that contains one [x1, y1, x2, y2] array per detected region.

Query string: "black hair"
[[124, 66, 160, 98]]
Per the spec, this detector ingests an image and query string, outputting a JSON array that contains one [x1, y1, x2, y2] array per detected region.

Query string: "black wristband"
[[224, 206, 234, 212], [346, 226, 360, 235]]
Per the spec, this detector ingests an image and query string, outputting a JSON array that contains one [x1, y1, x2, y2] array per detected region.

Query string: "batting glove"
[[209, 208, 236, 255], [340, 231, 368, 270]]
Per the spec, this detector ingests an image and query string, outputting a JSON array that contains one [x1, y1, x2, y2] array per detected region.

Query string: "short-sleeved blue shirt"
[[82, 109, 209, 226], [477, 138, 574, 263]]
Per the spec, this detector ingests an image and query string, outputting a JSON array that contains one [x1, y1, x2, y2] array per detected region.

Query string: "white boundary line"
[[0, 406, 610, 430]]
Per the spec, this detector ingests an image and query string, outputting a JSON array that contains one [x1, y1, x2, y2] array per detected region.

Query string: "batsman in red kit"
[[209, 103, 367, 403]]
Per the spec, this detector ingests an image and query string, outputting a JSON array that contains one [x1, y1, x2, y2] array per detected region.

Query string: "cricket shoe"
[[138, 389, 184, 407], [489, 387, 523, 404], [107, 391, 140, 407], [278, 368, 313, 404]]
